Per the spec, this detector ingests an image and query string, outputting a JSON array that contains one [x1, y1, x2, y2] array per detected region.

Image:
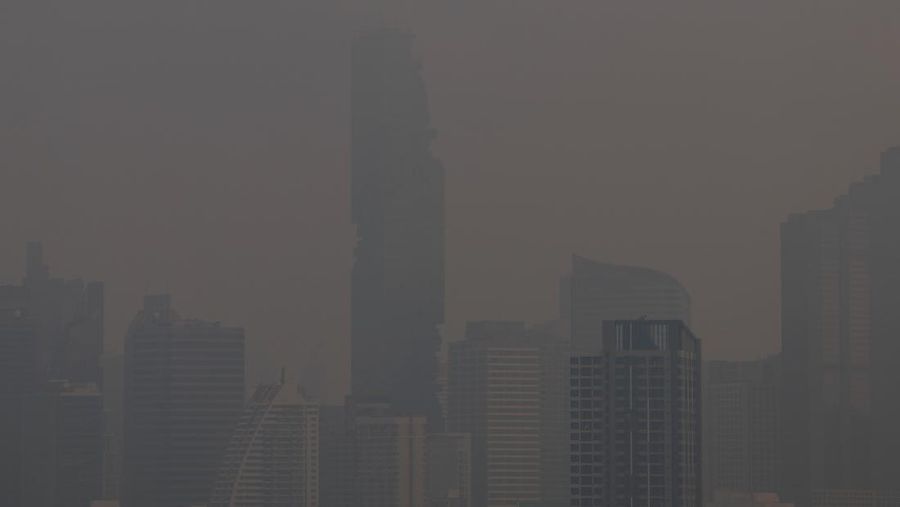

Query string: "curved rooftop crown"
[[571, 254, 691, 301]]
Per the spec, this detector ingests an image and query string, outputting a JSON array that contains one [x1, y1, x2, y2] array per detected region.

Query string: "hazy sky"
[[2, 1, 899, 401]]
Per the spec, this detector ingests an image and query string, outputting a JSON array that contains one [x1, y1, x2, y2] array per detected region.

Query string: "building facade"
[[704, 357, 780, 497], [122, 295, 245, 507], [350, 28, 445, 425], [352, 400, 427, 507], [426, 432, 472, 507], [448, 321, 543, 507], [21, 381, 104, 507], [780, 147, 900, 505], [570, 320, 702, 507], [211, 381, 319, 507]]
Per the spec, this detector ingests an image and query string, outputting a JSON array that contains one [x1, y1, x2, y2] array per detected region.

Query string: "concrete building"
[[704, 357, 780, 497], [122, 295, 245, 507], [780, 147, 900, 505], [211, 381, 319, 507], [350, 28, 445, 425], [570, 320, 702, 507], [448, 321, 543, 507], [426, 433, 472, 507]]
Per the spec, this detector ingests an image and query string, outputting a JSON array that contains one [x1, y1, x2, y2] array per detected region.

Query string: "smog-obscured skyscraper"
[[350, 28, 445, 424], [780, 147, 900, 506], [211, 381, 319, 507], [570, 320, 702, 507], [122, 295, 245, 507]]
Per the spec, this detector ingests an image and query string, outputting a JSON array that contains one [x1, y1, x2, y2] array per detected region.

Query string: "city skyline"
[[2, 3, 900, 507], [3, 1, 899, 403]]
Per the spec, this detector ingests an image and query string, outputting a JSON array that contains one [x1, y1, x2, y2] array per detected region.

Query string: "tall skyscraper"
[[211, 380, 320, 507], [122, 295, 245, 507], [21, 381, 104, 507], [570, 320, 702, 507], [565, 255, 691, 350], [350, 28, 445, 424], [448, 321, 543, 507], [704, 357, 780, 497], [780, 147, 900, 505]]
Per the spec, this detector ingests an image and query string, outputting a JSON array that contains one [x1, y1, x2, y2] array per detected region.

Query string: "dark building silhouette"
[[122, 295, 245, 507], [0, 244, 104, 506], [24, 242, 104, 386], [780, 146, 900, 505], [704, 356, 780, 498], [350, 28, 445, 425], [570, 320, 702, 507], [21, 381, 103, 507], [565, 255, 691, 350], [0, 286, 37, 505]]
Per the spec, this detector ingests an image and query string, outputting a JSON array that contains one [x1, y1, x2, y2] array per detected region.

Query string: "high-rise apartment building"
[[350, 28, 445, 425], [704, 357, 780, 497], [780, 147, 900, 506], [21, 381, 104, 507], [211, 380, 319, 507], [570, 320, 702, 507], [122, 295, 245, 507], [565, 255, 691, 350], [448, 321, 543, 507]]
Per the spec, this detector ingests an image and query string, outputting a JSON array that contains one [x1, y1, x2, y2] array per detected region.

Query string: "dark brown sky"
[[2, 1, 899, 401]]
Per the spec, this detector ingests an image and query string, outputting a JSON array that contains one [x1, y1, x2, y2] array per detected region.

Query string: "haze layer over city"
[[2, 2, 900, 507]]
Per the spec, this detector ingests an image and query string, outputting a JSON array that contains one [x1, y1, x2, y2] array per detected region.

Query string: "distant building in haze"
[[122, 295, 245, 507], [780, 147, 900, 506], [352, 399, 427, 507], [21, 381, 103, 507], [704, 356, 780, 497], [0, 244, 104, 505], [570, 320, 702, 507], [350, 28, 445, 425], [448, 321, 543, 507], [426, 432, 472, 507], [0, 287, 37, 505], [564, 255, 691, 350], [211, 380, 319, 507], [24, 242, 104, 386]]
